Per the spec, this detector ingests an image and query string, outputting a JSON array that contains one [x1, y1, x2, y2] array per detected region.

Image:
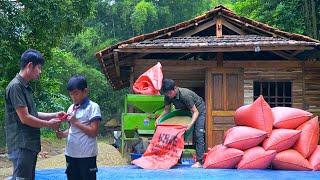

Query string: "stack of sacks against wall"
[[205, 96, 273, 169], [271, 107, 319, 170], [271, 117, 319, 170], [203, 96, 320, 170]]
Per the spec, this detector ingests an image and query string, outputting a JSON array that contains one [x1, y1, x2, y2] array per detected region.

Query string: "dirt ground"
[[0, 138, 128, 179]]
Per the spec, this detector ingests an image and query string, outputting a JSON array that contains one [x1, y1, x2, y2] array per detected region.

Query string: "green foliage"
[[67, 28, 100, 65], [19, 0, 94, 52], [210, 0, 236, 8], [153, 0, 212, 24], [233, 0, 309, 36], [0, 0, 94, 145], [131, 0, 158, 34], [87, 0, 213, 41], [62, 28, 118, 68]]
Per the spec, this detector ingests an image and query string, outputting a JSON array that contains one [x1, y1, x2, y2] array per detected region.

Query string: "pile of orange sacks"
[[203, 95, 320, 170]]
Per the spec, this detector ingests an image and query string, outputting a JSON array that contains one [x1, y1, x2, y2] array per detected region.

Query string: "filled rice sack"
[[293, 116, 319, 158], [263, 129, 301, 152], [272, 149, 312, 171], [272, 107, 312, 129], [235, 95, 273, 135], [237, 146, 276, 169], [224, 126, 267, 151], [203, 144, 244, 169]]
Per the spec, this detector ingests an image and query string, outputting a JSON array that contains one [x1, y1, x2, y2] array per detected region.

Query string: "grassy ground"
[[0, 138, 128, 179]]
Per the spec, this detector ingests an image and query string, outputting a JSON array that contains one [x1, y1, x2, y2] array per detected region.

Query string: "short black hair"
[[20, 49, 45, 69], [161, 79, 175, 94], [67, 75, 87, 91]]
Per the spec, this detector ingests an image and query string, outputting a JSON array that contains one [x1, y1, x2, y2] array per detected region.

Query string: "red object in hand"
[[58, 104, 80, 121], [58, 114, 69, 121]]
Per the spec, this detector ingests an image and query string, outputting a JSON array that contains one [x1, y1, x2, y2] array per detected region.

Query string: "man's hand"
[[155, 119, 160, 126], [47, 118, 61, 130], [186, 123, 193, 131]]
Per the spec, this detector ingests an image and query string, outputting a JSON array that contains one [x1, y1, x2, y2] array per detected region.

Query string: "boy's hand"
[[68, 114, 78, 124], [56, 111, 67, 118], [57, 112, 68, 121], [67, 108, 78, 124], [47, 118, 61, 130]]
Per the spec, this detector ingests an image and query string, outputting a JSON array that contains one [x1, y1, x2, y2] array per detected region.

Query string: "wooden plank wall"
[[304, 61, 320, 116], [224, 61, 305, 108], [244, 80, 253, 105], [243, 68, 303, 108]]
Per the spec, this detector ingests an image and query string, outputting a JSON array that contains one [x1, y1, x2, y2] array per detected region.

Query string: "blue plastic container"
[[130, 153, 143, 160]]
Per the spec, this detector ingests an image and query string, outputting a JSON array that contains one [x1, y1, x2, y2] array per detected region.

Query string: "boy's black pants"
[[65, 155, 97, 180]]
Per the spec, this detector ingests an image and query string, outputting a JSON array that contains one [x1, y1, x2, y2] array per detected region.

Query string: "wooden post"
[[302, 61, 306, 110], [216, 16, 223, 37], [205, 69, 213, 150], [129, 67, 134, 92], [129, 67, 134, 113], [114, 52, 120, 78], [217, 52, 223, 67]]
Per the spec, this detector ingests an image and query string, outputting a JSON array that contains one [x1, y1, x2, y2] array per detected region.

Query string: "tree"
[[131, 0, 158, 34], [0, 0, 94, 146], [305, 0, 319, 39], [233, 0, 319, 39]]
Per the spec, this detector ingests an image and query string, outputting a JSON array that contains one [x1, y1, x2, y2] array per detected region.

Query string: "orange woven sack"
[[133, 62, 163, 95], [309, 145, 320, 171], [234, 95, 273, 135], [131, 125, 186, 169], [293, 116, 319, 158], [272, 149, 312, 170], [203, 144, 244, 169], [272, 107, 312, 129], [263, 129, 301, 152], [224, 126, 267, 151], [237, 146, 276, 169]]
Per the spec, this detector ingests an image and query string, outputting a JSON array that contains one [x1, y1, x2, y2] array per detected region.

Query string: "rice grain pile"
[[161, 116, 191, 125], [97, 143, 128, 166], [36, 142, 127, 169]]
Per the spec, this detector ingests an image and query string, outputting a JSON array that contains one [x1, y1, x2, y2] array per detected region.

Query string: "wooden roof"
[[118, 35, 318, 52], [95, 5, 320, 90]]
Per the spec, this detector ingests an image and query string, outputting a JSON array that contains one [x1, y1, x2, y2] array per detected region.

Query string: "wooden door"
[[205, 68, 244, 149]]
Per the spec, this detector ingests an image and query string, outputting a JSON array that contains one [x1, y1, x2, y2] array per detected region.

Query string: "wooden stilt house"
[[95, 6, 320, 148]]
